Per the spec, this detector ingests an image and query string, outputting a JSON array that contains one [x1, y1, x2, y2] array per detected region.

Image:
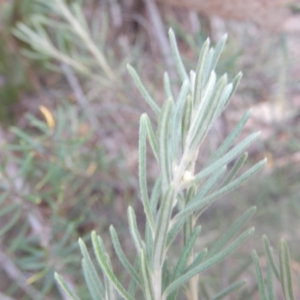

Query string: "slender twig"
[[2, 163, 77, 300], [108, 0, 122, 28], [143, 0, 177, 82], [0, 249, 52, 300], [0, 292, 17, 300], [54, 0, 116, 81], [61, 63, 104, 139], [61, 63, 141, 207]]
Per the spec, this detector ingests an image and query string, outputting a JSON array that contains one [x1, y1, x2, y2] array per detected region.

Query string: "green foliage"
[[253, 236, 295, 300], [12, 0, 116, 84], [55, 29, 268, 299], [0, 104, 124, 299], [0, 0, 38, 124], [0, 1, 297, 298]]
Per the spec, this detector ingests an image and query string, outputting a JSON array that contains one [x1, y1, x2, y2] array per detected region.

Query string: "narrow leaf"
[[208, 207, 256, 258], [104, 258, 117, 300], [140, 250, 155, 300], [210, 34, 228, 71], [190, 165, 226, 203], [212, 83, 233, 121], [267, 262, 275, 300], [203, 48, 214, 85], [150, 177, 161, 214], [168, 28, 189, 82], [162, 260, 172, 292], [195, 131, 261, 182], [78, 238, 104, 298], [189, 73, 227, 150], [185, 249, 208, 273], [145, 220, 154, 264], [263, 235, 280, 280], [164, 72, 174, 100], [139, 115, 155, 232], [193, 38, 210, 107], [211, 280, 246, 300], [127, 64, 161, 115], [158, 100, 173, 190], [227, 72, 243, 103], [181, 94, 193, 147], [71, 2, 89, 30], [252, 250, 268, 300], [143, 114, 159, 161], [279, 239, 295, 300], [91, 232, 134, 300], [221, 152, 248, 186], [166, 219, 185, 250], [164, 228, 254, 297], [128, 258, 140, 297], [173, 226, 202, 280], [174, 159, 266, 223], [55, 272, 81, 300], [109, 226, 142, 287], [153, 186, 175, 269], [172, 80, 189, 161], [168, 226, 202, 300], [188, 71, 218, 147], [208, 110, 251, 164], [0, 208, 21, 236], [128, 207, 144, 252], [82, 259, 104, 300]]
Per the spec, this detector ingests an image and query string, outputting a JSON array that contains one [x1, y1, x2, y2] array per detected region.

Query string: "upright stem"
[[189, 270, 199, 300], [152, 269, 162, 300], [185, 216, 198, 300], [56, 0, 115, 80]]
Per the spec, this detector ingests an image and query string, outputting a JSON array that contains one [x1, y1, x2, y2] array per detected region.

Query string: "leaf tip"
[[91, 230, 97, 240], [141, 113, 147, 120], [168, 27, 174, 36], [249, 227, 255, 234], [126, 63, 133, 73], [205, 37, 210, 45]]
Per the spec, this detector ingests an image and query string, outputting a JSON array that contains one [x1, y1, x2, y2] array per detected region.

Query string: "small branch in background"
[[54, 0, 116, 81], [61, 63, 140, 194], [2, 163, 78, 300], [143, 0, 177, 82], [54, 275, 77, 300], [188, 11, 201, 35], [4, 163, 51, 248], [107, 0, 131, 56], [61, 63, 105, 140], [61, 63, 130, 154], [0, 249, 52, 300], [108, 0, 123, 29], [0, 292, 17, 300]]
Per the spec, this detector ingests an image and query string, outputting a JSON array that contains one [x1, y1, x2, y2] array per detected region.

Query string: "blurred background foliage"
[[0, 0, 299, 299]]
